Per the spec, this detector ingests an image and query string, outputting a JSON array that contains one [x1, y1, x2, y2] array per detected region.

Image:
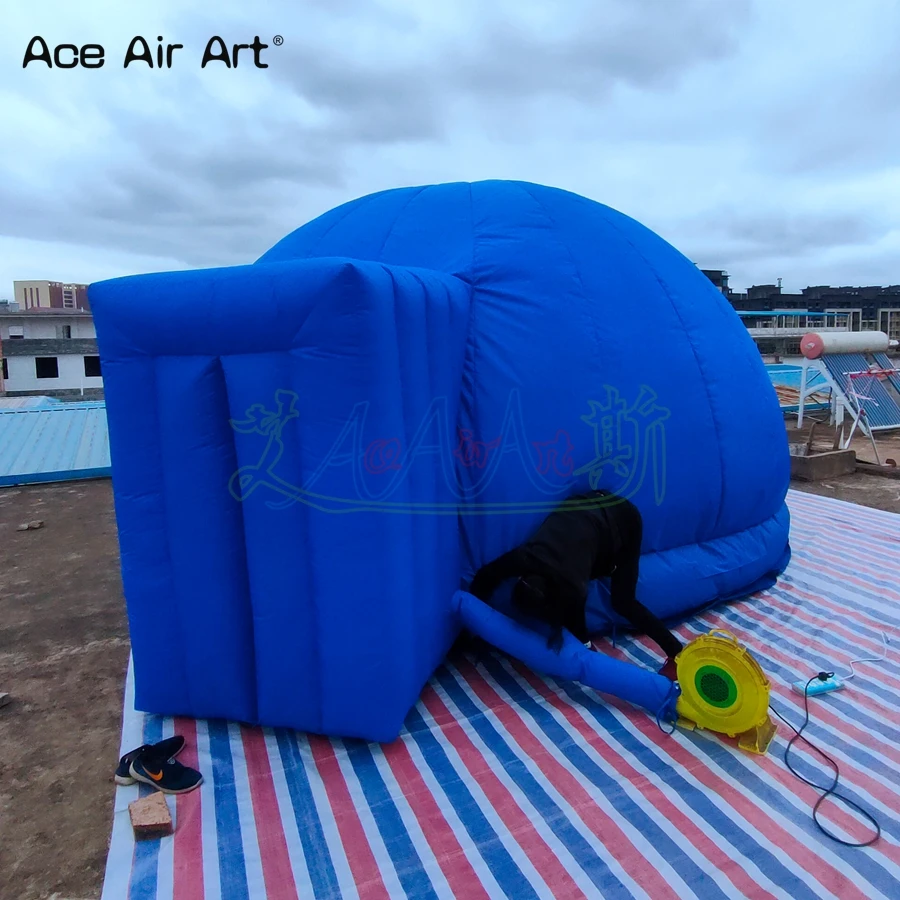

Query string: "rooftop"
[[1, 478, 898, 899], [0, 307, 93, 317], [0, 402, 110, 487]]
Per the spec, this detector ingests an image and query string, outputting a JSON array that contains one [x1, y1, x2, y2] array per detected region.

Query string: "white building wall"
[[0, 316, 96, 340], [15, 320, 57, 339], [73, 318, 96, 338], [3, 354, 103, 393]]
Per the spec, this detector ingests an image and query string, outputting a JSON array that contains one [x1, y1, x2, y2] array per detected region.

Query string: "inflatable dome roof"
[[90, 180, 790, 741]]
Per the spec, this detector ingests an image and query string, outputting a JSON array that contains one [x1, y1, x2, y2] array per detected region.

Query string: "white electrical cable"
[[839, 631, 890, 680]]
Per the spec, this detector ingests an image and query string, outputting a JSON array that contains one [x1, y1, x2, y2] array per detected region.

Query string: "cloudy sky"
[[2, 0, 899, 298]]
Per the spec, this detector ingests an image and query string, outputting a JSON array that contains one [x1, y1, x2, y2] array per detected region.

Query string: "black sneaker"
[[115, 735, 186, 786], [129, 749, 203, 795]]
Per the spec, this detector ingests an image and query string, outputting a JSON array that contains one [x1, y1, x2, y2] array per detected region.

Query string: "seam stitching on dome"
[[456, 183, 480, 575], [517, 184, 595, 322], [308, 192, 385, 258], [374, 186, 430, 260], [598, 210, 727, 536]]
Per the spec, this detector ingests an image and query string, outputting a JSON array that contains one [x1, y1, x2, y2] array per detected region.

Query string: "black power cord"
[[769, 673, 881, 848]]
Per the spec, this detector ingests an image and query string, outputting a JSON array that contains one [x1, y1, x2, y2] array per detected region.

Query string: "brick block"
[[129, 792, 173, 840]]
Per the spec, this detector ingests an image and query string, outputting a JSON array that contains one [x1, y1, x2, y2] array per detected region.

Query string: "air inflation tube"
[[455, 591, 679, 722]]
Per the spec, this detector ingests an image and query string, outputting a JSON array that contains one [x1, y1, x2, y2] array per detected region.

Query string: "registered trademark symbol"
[[273, 35, 284, 46]]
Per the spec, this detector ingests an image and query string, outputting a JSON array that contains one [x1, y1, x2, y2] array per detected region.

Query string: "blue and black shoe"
[[129, 747, 203, 795], [115, 735, 186, 785]]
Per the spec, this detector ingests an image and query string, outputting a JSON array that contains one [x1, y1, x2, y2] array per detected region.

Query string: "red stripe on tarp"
[[628, 629, 897, 853], [789, 520, 900, 573], [692, 611, 900, 771], [785, 526, 900, 606], [421, 683, 588, 900], [789, 500, 900, 549], [508, 659, 783, 900], [644, 618, 897, 813], [172, 717, 204, 900], [240, 727, 299, 900], [764, 585, 892, 660], [307, 735, 391, 900], [787, 500, 900, 563], [600, 641, 873, 900], [734, 593, 900, 716], [767, 582, 898, 664], [383, 736, 492, 900], [456, 657, 682, 900], [664, 611, 895, 730]]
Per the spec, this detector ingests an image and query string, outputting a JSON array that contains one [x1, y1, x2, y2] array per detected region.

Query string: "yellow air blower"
[[674, 630, 777, 755]]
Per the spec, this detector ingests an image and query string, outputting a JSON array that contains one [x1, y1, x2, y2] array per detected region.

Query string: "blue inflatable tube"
[[455, 591, 680, 722]]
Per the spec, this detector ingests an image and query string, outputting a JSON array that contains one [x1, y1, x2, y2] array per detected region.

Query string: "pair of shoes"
[[658, 657, 679, 682], [130, 750, 203, 795], [115, 736, 185, 785], [116, 736, 203, 794]]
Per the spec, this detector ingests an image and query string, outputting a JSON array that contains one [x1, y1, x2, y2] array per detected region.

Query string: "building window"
[[35, 357, 59, 379], [83, 355, 101, 378], [63, 289, 74, 309], [57, 324, 72, 339], [35, 287, 40, 305], [1, 358, 7, 380], [8, 326, 24, 339]]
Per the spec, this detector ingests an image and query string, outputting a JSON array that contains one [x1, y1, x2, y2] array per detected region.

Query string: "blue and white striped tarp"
[[102, 490, 900, 899]]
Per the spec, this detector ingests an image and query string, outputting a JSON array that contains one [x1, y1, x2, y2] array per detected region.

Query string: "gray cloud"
[[0, 0, 896, 297], [453, 0, 751, 99], [709, 209, 885, 258]]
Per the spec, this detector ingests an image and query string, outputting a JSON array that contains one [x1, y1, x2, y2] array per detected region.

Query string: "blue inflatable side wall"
[[92, 258, 472, 741]]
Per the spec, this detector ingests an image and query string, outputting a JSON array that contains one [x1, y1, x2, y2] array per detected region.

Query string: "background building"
[[701, 269, 900, 355], [701, 269, 732, 295], [13, 280, 90, 311], [0, 305, 102, 399]]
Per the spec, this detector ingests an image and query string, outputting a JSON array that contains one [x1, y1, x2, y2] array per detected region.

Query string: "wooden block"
[[129, 792, 173, 840]]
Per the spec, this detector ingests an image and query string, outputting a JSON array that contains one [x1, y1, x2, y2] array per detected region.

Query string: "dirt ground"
[[0, 480, 128, 900], [0, 453, 898, 900], [791, 471, 900, 513], [787, 418, 900, 513]]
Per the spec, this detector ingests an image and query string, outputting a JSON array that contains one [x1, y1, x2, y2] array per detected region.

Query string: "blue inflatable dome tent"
[[90, 180, 790, 742]]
